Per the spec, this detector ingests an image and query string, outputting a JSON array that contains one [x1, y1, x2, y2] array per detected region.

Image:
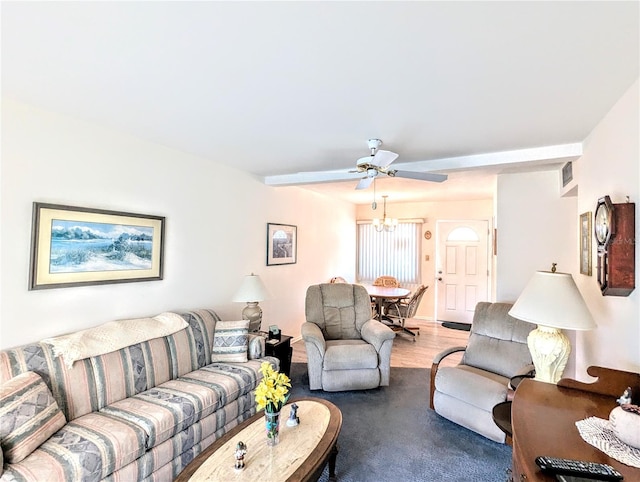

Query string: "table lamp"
[[508, 264, 596, 384], [232, 273, 270, 333]]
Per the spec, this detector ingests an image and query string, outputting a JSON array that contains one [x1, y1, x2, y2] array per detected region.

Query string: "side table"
[[492, 373, 532, 447], [265, 334, 292, 377], [492, 401, 513, 446]]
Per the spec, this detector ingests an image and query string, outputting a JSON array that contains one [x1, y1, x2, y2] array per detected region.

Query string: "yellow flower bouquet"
[[255, 361, 291, 445], [255, 361, 291, 413]]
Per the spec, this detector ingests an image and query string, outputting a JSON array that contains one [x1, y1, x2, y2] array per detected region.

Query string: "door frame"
[[434, 219, 493, 323]]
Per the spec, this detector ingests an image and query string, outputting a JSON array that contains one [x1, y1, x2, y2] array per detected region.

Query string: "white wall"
[[495, 170, 579, 377], [496, 170, 577, 302], [0, 100, 356, 348], [496, 78, 640, 378], [356, 198, 494, 318], [574, 78, 639, 377]]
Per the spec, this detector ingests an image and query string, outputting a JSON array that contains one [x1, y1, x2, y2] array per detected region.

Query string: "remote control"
[[535, 456, 623, 481]]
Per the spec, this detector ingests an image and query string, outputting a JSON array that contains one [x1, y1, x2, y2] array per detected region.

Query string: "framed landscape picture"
[[579, 211, 592, 276], [266, 223, 297, 266], [29, 203, 165, 289]]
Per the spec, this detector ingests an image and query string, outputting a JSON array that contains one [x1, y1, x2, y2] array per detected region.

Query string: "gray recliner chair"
[[429, 302, 535, 443], [302, 283, 396, 391]]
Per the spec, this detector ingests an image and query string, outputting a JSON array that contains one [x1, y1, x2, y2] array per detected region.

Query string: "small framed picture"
[[266, 223, 297, 266], [579, 211, 592, 276]]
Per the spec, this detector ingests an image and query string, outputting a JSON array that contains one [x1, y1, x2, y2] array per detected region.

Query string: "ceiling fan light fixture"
[[373, 217, 398, 232]]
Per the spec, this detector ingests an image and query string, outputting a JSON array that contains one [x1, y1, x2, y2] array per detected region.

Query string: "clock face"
[[594, 203, 611, 245]]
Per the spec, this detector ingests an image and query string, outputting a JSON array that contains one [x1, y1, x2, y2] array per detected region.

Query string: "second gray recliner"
[[430, 302, 535, 443]]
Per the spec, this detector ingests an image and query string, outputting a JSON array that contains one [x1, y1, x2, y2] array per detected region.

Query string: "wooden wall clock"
[[594, 195, 635, 296]]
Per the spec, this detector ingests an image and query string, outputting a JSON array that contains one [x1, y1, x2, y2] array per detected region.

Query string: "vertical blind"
[[356, 221, 422, 286]]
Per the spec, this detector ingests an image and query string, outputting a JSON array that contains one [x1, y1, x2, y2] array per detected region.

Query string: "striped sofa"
[[0, 309, 278, 481]]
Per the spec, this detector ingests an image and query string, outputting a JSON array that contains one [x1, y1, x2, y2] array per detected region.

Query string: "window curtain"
[[356, 221, 422, 288]]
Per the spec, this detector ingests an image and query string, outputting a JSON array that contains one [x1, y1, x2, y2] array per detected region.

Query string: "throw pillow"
[[0, 371, 67, 463], [211, 320, 250, 363]]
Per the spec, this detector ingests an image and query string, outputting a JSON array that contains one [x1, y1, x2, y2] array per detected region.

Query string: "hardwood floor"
[[291, 319, 470, 369]]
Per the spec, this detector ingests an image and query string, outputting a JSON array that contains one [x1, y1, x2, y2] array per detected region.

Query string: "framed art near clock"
[[579, 212, 592, 276], [266, 223, 297, 266]]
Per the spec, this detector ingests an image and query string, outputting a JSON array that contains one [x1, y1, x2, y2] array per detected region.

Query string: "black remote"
[[535, 456, 623, 481]]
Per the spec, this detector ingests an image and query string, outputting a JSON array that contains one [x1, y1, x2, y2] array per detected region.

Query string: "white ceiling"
[[2, 2, 638, 205]]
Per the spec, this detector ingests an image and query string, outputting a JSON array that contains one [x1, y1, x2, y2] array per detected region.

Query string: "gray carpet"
[[287, 362, 511, 482]]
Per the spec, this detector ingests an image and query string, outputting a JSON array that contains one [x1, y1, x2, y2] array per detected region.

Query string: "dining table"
[[361, 284, 411, 324]]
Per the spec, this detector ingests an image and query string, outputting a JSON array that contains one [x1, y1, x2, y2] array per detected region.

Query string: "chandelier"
[[373, 195, 398, 232]]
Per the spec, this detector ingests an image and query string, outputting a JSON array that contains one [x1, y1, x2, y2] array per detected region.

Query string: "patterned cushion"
[[102, 394, 254, 481], [165, 309, 219, 378], [0, 342, 98, 421], [0, 412, 146, 481], [100, 362, 262, 449], [211, 320, 249, 363], [0, 371, 67, 463], [90, 337, 173, 410]]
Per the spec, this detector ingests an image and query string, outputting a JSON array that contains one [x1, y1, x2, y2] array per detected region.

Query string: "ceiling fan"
[[262, 138, 448, 189], [352, 139, 447, 190]]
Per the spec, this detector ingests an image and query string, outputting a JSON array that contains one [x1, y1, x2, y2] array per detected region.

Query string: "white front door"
[[435, 220, 490, 324]]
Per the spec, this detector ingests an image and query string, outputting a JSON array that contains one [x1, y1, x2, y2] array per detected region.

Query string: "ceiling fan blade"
[[355, 177, 374, 190], [372, 149, 399, 168], [393, 170, 448, 183], [264, 169, 364, 186]]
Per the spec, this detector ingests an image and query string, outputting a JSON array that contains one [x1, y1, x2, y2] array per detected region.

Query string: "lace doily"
[[576, 417, 640, 468]]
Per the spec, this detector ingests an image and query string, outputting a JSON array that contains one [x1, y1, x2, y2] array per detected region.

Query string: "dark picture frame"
[[266, 223, 297, 266], [579, 211, 592, 276], [29, 202, 165, 290]]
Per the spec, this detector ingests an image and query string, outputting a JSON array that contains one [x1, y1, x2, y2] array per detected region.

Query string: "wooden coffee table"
[[175, 397, 342, 482]]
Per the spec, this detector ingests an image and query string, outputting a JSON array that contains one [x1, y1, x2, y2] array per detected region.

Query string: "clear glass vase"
[[265, 410, 280, 446]]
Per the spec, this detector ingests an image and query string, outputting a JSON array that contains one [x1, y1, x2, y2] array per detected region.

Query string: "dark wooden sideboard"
[[511, 366, 640, 481]]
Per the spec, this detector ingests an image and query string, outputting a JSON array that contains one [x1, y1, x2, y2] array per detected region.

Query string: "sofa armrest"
[[429, 345, 467, 410], [361, 319, 395, 352], [247, 334, 266, 360]]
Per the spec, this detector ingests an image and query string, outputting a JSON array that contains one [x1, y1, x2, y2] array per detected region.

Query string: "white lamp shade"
[[509, 271, 596, 331], [232, 274, 270, 303]]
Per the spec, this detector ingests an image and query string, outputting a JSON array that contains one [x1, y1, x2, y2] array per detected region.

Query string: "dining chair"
[[371, 276, 400, 318], [372, 276, 400, 287], [384, 285, 428, 340]]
